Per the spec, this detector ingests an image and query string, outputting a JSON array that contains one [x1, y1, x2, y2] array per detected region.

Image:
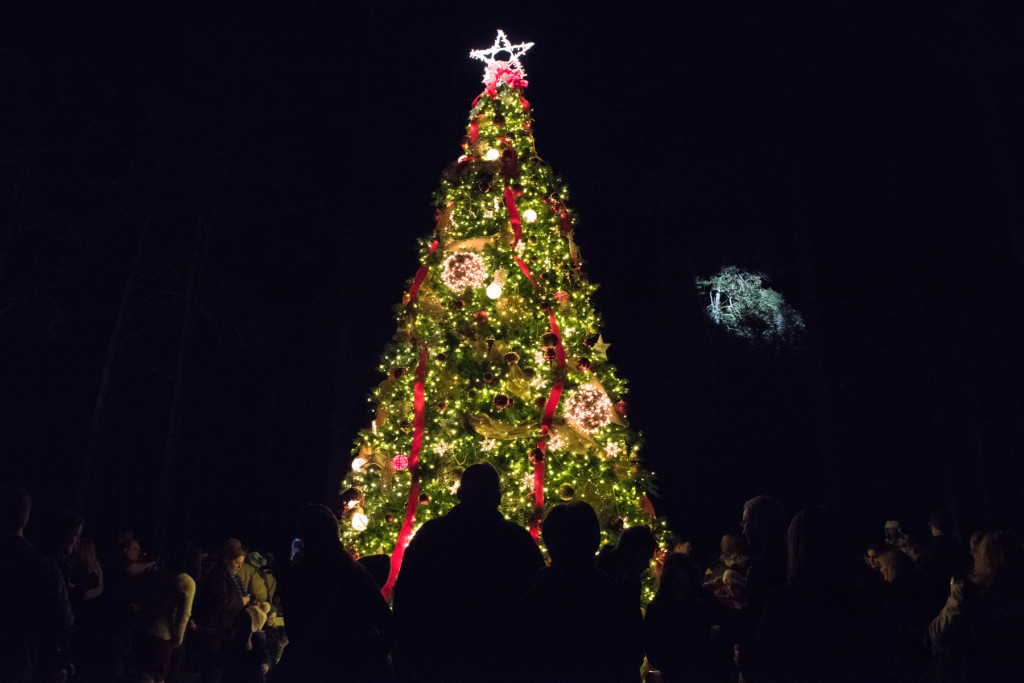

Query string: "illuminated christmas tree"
[[342, 31, 660, 598]]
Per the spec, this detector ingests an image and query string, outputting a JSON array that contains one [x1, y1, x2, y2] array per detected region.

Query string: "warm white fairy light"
[[480, 438, 497, 452], [547, 433, 566, 451], [522, 209, 537, 223], [351, 512, 369, 531], [469, 30, 534, 78], [442, 252, 488, 291], [604, 442, 622, 459], [434, 440, 452, 456], [565, 386, 614, 433], [486, 267, 507, 299]]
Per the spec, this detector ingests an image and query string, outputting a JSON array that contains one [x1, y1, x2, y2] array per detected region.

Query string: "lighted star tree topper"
[[342, 31, 663, 599]]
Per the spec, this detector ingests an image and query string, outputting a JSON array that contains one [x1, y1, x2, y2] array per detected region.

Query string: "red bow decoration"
[[484, 62, 529, 97]]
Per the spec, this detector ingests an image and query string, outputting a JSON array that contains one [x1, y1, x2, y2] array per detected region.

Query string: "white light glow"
[[351, 512, 369, 531], [485, 148, 500, 161], [486, 282, 503, 299], [442, 252, 488, 291], [351, 457, 367, 472], [522, 209, 537, 223], [469, 30, 534, 77]]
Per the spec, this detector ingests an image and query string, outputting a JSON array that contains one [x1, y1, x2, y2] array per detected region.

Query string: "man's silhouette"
[[0, 487, 74, 683], [392, 463, 544, 683]]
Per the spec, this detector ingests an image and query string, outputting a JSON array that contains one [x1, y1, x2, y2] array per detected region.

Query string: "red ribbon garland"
[[530, 311, 568, 541], [407, 241, 438, 302], [381, 345, 429, 600], [503, 185, 522, 247], [513, 256, 539, 291], [470, 118, 479, 144]]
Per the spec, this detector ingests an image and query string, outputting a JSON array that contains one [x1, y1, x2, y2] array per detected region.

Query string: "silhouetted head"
[[720, 532, 750, 559], [928, 509, 951, 537], [0, 487, 31, 535], [357, 553, 391, 589], [170, 541, 204, 581], [786, 506, 857, 586], [543, 502, 600, 567], [742, 495, 786, 549], [656, 552, 703, 603], [973, 530, 1023, 589], [34, 509, 83, 557], [457, 463, 502, 508], [615, 526, 657, 576], [294, 504, 347, 560]]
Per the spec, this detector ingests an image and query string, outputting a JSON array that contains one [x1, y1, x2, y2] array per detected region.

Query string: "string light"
[[351, 511, 369, 531], [565, 386, 614, 433], [469, 29, 534, 80], [441, 252, 488, 291]]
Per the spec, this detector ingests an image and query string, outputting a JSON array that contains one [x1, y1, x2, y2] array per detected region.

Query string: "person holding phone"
[[190, 548, 249, 682]]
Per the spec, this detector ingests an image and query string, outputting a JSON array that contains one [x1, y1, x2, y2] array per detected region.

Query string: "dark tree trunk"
[[77, 223, 149, 516], [155, 215, 209, 546]]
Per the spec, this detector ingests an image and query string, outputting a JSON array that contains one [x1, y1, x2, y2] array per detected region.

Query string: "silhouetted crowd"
[[3, 474, 1023, 683]]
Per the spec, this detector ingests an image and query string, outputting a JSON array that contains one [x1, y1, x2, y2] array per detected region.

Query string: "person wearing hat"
[[225, 601, 272, 682], [883, 520, 908, 550], [236, 551, 270, 604]]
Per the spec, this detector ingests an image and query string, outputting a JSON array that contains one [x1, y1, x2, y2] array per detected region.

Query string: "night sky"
[[3, 2, 1022, 559]]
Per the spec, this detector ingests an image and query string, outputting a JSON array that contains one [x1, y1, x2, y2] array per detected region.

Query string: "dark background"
[[3, 2, 1022, 559]]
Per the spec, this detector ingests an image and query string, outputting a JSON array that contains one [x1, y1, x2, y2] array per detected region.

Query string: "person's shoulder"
[[176, 572, 197, 592]]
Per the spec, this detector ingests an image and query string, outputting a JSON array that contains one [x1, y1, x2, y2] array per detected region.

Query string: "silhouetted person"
[[645, 552, 717, 683], [531, 501, 643, 683], [273, 504, 393, 683], [740, 495, 787, 614], [0, 487, 74, 683], [595, 525, 656, 609], [392, 462, 544, 683], [917, 509, 970, 617], [753, 507, 904, 683], [357, 553, 392, 589], [928, 530, 1024, 682], [735, 495, 787, 681]]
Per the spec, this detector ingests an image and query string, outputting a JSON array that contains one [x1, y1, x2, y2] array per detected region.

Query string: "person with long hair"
[[190, 547, 249, 683], [644, 552, 717, 682], [929, 530, 1024, 681], [272, 504, 393, 683]]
